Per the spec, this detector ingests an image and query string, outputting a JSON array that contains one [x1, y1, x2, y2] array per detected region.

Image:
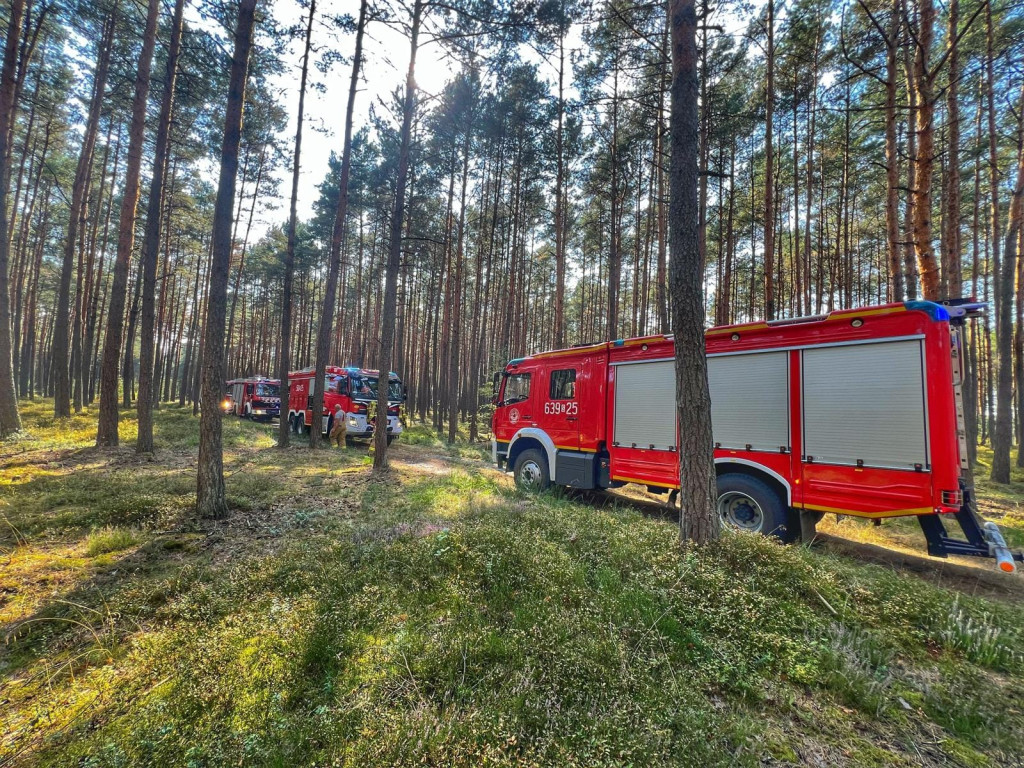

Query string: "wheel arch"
[[714, 458, 792, 507], [507, 428, 557, 480]]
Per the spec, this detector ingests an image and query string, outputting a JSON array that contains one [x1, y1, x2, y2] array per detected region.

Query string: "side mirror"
[[403, 384, 409, 402]]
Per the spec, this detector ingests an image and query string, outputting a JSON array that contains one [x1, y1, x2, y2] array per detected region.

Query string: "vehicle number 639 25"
[[544, 401, 578, 416]]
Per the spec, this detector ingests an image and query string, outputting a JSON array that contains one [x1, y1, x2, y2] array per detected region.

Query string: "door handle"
[[522, 415, 532, 420], [566, 417, 578, 422]]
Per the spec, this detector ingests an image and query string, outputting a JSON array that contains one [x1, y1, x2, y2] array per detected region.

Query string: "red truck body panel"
[[492, 302, 963, 521], [286, 365, 405, 439], [224, 377, 280, 420]]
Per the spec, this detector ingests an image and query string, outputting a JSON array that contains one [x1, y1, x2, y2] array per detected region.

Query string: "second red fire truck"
[[491, 301, 1021, 572], [286, 365, 406, 443], [223, 377, 280, 421]]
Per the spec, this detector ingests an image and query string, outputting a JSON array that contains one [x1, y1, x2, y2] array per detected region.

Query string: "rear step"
[[918, 491, 1023, 573]]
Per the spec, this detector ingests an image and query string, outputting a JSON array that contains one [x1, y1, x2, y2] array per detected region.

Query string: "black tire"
[[716, 473, 797, 543], [296, 414, 307, 436], [513, 448, 550, 493], [290, 413, 298, 433]]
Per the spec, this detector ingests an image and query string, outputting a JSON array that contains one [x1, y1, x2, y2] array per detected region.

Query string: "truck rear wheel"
[[514, 448, 550, 493], [295, 414, 307, 436], [716, 473, 797, 543]]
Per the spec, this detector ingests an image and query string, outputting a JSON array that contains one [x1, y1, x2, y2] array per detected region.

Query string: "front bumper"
[[344, 414, 403, 439]]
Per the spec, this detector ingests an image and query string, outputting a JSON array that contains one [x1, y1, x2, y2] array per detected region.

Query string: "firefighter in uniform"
[[329, 403, 348, 448]]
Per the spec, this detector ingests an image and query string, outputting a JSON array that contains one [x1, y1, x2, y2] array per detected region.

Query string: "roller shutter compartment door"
[[707, 351, 789, 452], [801, 339, 928, 470], [613, 360, 676, 451]]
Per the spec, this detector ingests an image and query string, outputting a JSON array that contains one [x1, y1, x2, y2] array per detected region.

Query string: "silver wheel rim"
[[718, 491, 764, 532], [519, 459, 544, 491]]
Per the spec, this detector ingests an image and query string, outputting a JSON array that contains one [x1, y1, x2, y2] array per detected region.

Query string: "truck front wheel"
[[513, 449, 550, 493], [716, 473, 797, 543]]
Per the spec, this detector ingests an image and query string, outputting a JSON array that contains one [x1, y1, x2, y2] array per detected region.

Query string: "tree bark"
[[197, 0, 257, 517], [310, 0, 367, 448], [54, 9, 116, 418], [278, 0, 316, 449], [992, 84, 1024, 483], [553, 23, 567, 349], [763, 0, 775, 320], [669, 0, 717, 543], [448, 85, 473, 445], [96, 0, 160, 445], [941, 0, 961, 299], [374, 0, 423, 471], [883, 0, 903, 301], [0, 0, 26, 435], [910, 0, 940, 299], [137, 0, 186, 453]]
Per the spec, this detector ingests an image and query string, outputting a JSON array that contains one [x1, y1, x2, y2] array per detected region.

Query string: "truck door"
[[798, 338, 934, 517], [544, 366, 580, 451]]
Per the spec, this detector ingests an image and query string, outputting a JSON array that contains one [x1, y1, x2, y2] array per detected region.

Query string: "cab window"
[[550, 369, 576, 400], [502, 373, 531, 405]]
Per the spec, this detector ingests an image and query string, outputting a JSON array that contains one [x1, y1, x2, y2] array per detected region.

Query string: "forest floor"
[[2, 400, 1024, 767]]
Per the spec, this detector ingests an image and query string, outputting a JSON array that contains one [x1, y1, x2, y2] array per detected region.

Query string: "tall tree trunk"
[[656, 19, 669, 333], [278, 0, 316, 449], [449, 90, 473, 445], [374, 0, 423, 471], [993, 84, 1024, 483], [910, 0, 940, 299], [310, 0, 366, 448], [137, 0, 186, 453], [884, 0, 903, 300], [941, 0, 961, 299], [54, 9, 116, 418], [0, 0, 26, 435], [763, 0, 775, 320], [553, 22, 567, 348], [96, 0, 160, 445], [197, 0, 257, 517], [669, 0, 717, 543]]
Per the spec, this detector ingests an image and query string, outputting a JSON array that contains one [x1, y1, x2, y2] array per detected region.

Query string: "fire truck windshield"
[[351, 375, 403, 402], [254, 383, 279, 398]]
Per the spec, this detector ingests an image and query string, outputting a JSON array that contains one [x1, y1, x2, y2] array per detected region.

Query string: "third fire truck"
[[287, 365, 405, 443], [492, 301, 1021, 572], [224, 377, 280, 421]]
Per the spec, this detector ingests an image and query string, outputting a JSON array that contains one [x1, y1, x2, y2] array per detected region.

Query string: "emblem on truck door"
[[509, 408, 520, 424]]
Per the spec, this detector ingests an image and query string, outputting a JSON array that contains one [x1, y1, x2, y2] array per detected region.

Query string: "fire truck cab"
[[287, 365, 405, 443], [224, 377, 280, 421], [492, 301, 1021, 571]]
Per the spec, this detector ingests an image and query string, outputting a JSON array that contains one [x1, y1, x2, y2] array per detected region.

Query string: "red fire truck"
[[286, 365, 405, 443], [223, 377, 281, 421], [492, 301, 1021, 571]]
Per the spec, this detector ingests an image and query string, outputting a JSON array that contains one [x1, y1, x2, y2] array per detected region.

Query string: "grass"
[[83, 527, 141, 557], [1, 399, 1023, 766]]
